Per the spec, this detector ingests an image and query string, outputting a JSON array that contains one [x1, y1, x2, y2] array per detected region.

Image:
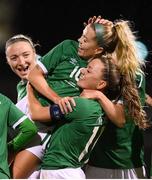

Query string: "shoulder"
[[0, 93, 11, 104], [0, 93, 12, 111], [62, 39, 78, 45], [60, 39, 78, 49], [65, 97, 103, 121], [74, 97, 101, 112]]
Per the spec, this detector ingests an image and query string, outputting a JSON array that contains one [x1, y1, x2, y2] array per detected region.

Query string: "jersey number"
[[70, 66, 84, 81]]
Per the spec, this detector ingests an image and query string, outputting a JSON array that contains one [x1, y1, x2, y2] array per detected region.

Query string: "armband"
[[49, 104, 64, 121]]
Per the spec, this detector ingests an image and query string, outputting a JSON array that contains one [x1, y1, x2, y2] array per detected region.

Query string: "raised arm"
[[27, 64, 61, 104], [27, 64, 75, 113], [27, 83, 73, 121], [80, 89, 125, 128]]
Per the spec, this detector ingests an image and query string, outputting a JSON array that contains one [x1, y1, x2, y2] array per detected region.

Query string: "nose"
[[78, 36, 82, 44], [18, 57, 25, 65]]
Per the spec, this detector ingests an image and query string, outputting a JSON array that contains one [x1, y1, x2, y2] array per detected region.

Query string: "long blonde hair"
[[92, 20, 148, 129]]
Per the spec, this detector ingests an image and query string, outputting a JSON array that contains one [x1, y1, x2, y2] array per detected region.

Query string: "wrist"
[[96, 91, 104, 101], [53, 96, 61, 104]]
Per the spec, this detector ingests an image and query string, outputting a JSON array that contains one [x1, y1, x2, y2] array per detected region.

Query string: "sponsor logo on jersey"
[[69, 58, 78, 65]]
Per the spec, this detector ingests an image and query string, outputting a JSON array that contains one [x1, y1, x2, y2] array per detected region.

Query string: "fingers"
[[99, 19, 113, 27], [94, 15, 102, 23], [85, 15, 113, 27], [58, 97, 76, 114], [83, 16, 97, 27], [27, 82, 33, 93]]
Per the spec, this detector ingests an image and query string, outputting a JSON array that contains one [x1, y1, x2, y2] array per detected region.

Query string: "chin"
[[77, 83, 85, 90], [19, 75, 27, 80], [77, 51, 82, 57]]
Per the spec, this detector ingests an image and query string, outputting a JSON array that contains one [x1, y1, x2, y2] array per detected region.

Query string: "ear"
[[95, 47, 104, 55], [96, 80, 107, 90]]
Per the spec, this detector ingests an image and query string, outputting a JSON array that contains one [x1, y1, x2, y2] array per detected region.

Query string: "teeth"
[[17, 65, 29, 72], [80, 74, 84, 79]]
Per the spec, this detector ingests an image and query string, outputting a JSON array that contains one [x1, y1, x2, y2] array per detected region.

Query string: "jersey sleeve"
[[1, 94, 37, 151], [7, 99, 28, 128], [8, 119, 37, 151], [38, 40, 71, 74]]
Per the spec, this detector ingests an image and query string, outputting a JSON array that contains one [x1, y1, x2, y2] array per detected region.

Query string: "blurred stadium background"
[[0, 0, 152, 102]]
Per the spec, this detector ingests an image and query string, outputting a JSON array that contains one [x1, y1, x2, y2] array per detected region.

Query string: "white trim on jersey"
[[136, 71, 143, 88], [37, 61, 48, 74], [13, 115, 27, 129]]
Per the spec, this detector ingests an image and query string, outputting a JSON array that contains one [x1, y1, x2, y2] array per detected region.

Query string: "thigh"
[[12, 150, 41, 179]]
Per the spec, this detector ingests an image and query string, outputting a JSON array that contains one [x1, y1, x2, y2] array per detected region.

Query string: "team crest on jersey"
[[69, 58, 78, 65]]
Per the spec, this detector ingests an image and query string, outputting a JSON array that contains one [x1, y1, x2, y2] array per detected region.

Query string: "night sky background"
[[0, 0, 152, 103]]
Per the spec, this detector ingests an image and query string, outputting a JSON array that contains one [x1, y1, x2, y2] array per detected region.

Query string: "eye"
[[10, 57, 17, 61], [80, 34, 87, 43], [23, 53, 30, 58]]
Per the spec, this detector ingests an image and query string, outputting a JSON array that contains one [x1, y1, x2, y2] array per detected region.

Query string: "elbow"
[[116, 118, 126, 128]]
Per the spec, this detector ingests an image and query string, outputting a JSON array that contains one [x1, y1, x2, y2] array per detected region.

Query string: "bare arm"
[[27, 83, 51, 121], [80, 89, 125, 128], [27, 83, 76, 121], [27, 64, 76, 113], [27, 64, 61, 104]]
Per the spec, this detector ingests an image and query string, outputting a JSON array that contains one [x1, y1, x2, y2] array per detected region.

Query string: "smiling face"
[[6, 41, 36, 80], [78, 24, 103, 60], [77, 58, 107, 91]]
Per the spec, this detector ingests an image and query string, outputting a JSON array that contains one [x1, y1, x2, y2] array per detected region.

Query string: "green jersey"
[[41, 98, 106, 170], [17, 80, 27, 101], [88, 72, 146, 169], [136, 71, 146, 106], [0, 93, 37, 178], [37, 40, 87, 106]]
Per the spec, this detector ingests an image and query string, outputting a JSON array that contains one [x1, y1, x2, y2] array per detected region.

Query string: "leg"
[[11, 150, 41, 179]]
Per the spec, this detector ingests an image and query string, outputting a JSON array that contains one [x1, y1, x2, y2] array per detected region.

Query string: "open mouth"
[[79, 74, 84, 80], [17, 65, 30, 75]]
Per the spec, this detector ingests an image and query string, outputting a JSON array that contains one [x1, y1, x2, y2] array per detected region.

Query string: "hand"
[[80, 89, 101, 100], [27, 82, 34, 94], [146, 94, 152, 106], [84, 15, 113, 28], [83, 15, 99, 26], [56, 97, 76, 114]]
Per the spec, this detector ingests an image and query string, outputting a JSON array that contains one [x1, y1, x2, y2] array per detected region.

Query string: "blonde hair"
[[93, 20, 149, 129], [5, 34, 37, 51]]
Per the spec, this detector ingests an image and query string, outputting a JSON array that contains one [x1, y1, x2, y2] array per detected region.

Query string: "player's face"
[[78, 24, 101, 60], [77, 58, 106, 90], [6, 41, 36, 80]]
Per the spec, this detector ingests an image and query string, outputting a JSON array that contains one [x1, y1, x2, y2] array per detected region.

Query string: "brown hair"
[[92, 54, 121, 100]]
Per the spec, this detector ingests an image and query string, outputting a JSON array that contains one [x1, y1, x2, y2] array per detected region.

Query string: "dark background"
[[0, 0, 152, 103]]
